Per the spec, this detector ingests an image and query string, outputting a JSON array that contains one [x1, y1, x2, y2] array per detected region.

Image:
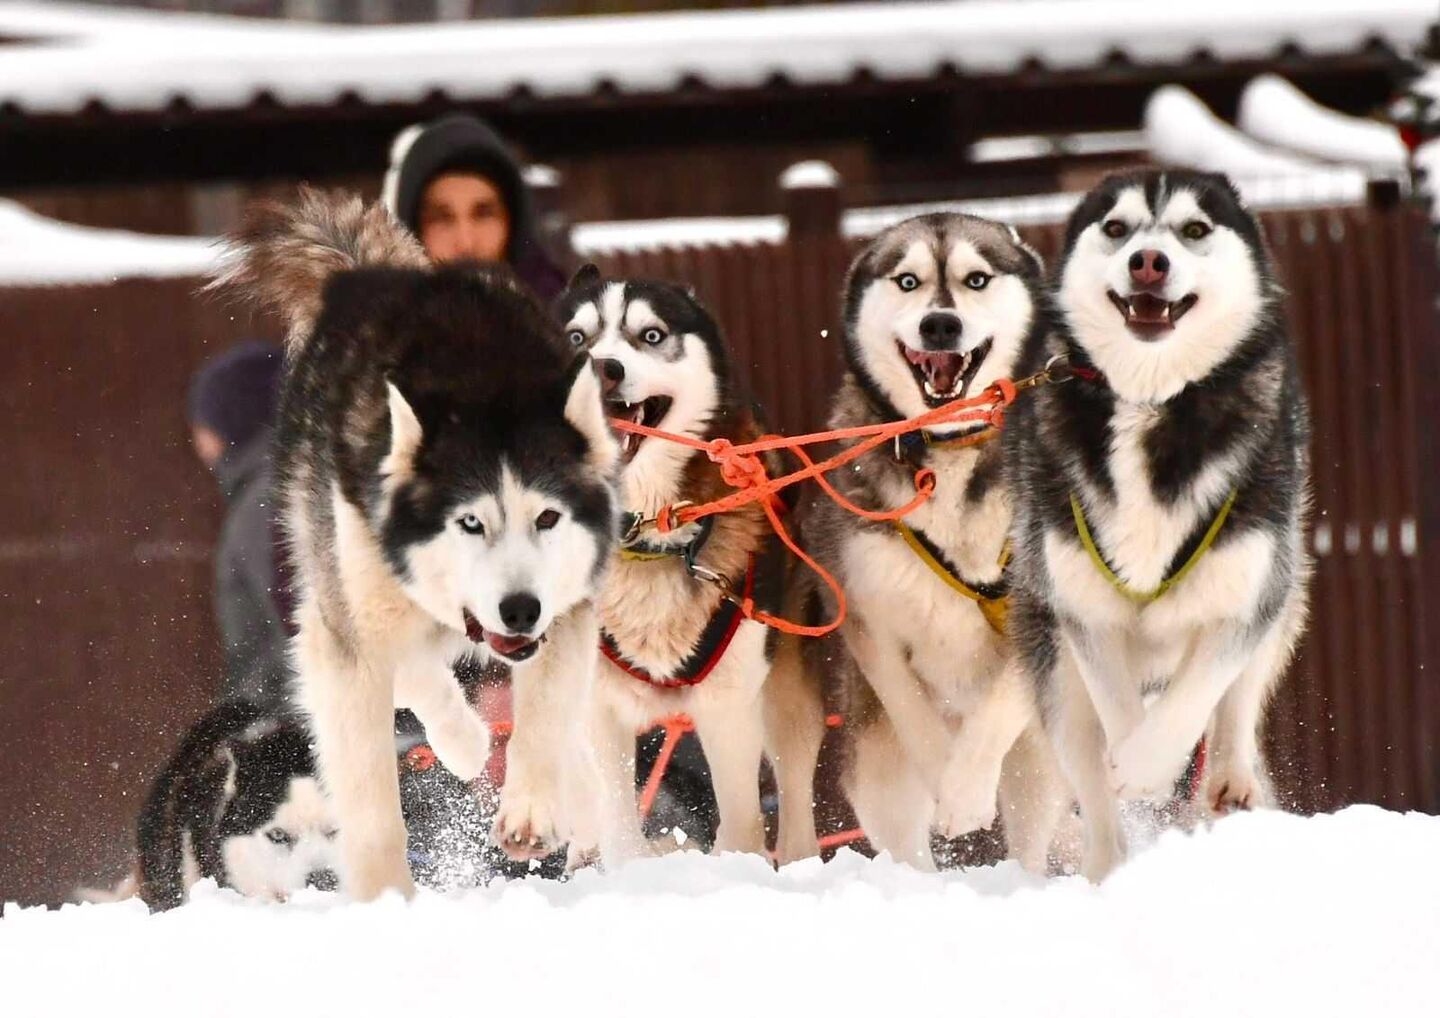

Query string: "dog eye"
[[1181, 220, 1212, 241], [893, 273, 920, 292], [535, 509, 561, 531], [640, 327, 666, 345], [323, 828, 338, 841], [1102, 220, 1129, 239], [963, 271, 991, 291], [266, 828, 294, 848], [458, 514, 485, 536], [566, 329, 587, 348]]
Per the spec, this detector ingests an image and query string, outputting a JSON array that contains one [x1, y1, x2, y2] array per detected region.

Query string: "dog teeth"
[[1159, 304, 1171, 323]]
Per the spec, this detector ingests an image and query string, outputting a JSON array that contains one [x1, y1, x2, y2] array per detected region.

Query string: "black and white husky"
[[216, 191, 619, 899], [792, 214, 1067, 871], [137, 701, 338, 911], [1006, 170, 1311, 880], [554, 267, 815, 862]]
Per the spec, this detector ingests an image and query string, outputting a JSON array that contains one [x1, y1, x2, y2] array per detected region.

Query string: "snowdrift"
[[3, 806, 1436, 1016]]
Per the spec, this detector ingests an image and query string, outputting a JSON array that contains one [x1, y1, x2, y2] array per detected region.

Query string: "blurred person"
[[187, 341, 289, 713], [382, 112, 567, 300]]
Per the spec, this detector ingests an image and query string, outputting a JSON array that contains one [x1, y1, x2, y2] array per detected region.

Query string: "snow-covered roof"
[[1238, 75, 1408, 175], [0, 0, 1432, 117], [0, 200, 218, 287], [1144, 85, 1369, 202]]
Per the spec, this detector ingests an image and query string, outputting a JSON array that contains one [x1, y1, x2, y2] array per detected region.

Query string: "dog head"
[[556, 265, 731, 504], [216, 721, 340, 901], [843, 213, 1044, 430], [349, 265, 619, 665], [1057, 169, 1275, 403]]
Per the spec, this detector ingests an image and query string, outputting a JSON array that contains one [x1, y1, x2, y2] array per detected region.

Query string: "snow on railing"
[[0, 200, 219, 286]]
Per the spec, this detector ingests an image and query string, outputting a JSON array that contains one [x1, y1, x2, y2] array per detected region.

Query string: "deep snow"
[[3, 806, 1436, 1016]]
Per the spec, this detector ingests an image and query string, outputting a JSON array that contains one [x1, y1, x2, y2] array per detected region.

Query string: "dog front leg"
[[933, 655, 1033, 839], [295, 621, 413, 901], [586, 678, 650, 864], [763, 636, 824, 865], [693, 693, 767, 856], [395, 662, 492, 782], [1047, 647, 1126, 882], [1107, 625, 1251, 800], [493, 607, 596, 862], [843, 621, 950, 797]]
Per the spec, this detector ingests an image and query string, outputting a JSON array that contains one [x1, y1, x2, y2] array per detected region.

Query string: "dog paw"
[[934, 776, 999, 839], [492, 789, 564, 862], [1203, 765, 1265, 815], [1107, 729, 1186, 801]]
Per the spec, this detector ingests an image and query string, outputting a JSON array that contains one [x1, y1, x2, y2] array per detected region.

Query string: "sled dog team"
[[212, 167, 1309, 901]]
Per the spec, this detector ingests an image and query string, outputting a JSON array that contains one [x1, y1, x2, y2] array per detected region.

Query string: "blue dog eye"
[[458, 514, 485, 535]]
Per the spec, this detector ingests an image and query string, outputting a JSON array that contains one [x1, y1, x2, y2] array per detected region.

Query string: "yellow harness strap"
[[892, 520, 1010, 636], [1069, 489, 1239, 603]]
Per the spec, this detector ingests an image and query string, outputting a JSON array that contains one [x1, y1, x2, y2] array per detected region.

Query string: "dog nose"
[[594, 358, 625, 395], [498, 593, 542, 634], [918, 311, 963, 350], [1128, 249, 1169, 288], [306, 869, 338, 892]]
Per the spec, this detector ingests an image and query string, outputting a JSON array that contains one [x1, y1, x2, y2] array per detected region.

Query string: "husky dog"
[[1006, 169, 1310, 880], [555, 266, 814, 861], [135, 701, 338, 911], [791, 214, 1066, 870], [216, 191, 619, 899]]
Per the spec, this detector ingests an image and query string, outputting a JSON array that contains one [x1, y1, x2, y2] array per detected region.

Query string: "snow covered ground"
[[3, 806, 1436, 1016]]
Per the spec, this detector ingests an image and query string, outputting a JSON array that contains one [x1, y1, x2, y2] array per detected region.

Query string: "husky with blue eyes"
[[788, 214, 1069, 872], [216, 190, 619, 899], [1005, 170, 1311, 880], [552, 267, 820, 865]]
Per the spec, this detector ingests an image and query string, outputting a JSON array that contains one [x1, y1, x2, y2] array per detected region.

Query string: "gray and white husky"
[[1005, 169, 1311, 880], [217, 191, 619, 899], [554, 266, 816, 863], [791, 213, 1067, 871]]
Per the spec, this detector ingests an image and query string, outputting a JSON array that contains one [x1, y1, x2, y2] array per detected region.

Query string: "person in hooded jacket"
[[382, 112, 567, 301], [187, 341, 289, 714]]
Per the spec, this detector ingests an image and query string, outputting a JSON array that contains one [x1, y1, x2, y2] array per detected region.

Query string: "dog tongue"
[[904, 347, 964, 393], [1128, 292, 1171, 325], [485, 632, 533, 655]]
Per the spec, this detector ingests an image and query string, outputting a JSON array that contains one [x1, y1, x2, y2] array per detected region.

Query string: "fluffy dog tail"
[[137, 700, 267, 912], [210, 186, 429, 353]]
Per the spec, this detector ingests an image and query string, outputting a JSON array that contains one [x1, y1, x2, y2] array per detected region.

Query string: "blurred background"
[[2, 0, 1438, 906]]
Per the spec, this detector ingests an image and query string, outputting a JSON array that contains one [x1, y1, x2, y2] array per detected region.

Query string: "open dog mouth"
[[462, 608, 542, 663], [603, 395, 673, 461], [897, 338, 993, 407], [1107, 291, 1199, 339]]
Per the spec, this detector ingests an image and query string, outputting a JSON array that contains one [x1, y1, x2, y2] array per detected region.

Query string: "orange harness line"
[[611, 377, 1024, 639]]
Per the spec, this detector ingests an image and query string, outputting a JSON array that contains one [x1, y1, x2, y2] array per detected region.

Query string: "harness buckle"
[[686, 562, 742, 605]]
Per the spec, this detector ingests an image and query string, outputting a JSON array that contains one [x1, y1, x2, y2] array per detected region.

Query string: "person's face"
[[417, 173, 511, 264], [192, 425, 224, 469]]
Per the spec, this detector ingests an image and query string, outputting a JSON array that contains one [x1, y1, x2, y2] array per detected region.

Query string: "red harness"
[[599, 554, 757, 689]]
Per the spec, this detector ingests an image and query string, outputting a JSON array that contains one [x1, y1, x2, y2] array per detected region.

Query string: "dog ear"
[[568, 263, 602, 290], [382, 381, 424, 482], [563, 355, 619, 472]]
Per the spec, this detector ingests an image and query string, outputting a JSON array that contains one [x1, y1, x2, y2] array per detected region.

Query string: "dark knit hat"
[[186, 341, 283, 450], [381, 113, 533, 261]]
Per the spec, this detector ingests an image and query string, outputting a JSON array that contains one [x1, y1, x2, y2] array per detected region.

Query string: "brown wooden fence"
[[2, 187, 1436, 905]]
